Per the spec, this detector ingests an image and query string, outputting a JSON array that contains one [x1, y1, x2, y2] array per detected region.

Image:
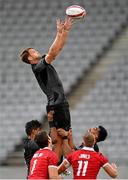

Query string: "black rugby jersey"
[[23, 138, 39, 175], [31, 55, 67, 106]]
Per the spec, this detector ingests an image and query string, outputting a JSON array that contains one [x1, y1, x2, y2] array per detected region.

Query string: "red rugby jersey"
[[66, 147, 108, 179], [28, 147, 58, 179]]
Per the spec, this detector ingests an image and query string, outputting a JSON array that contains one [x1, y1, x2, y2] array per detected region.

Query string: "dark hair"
[[35, 131, 48, 148], [20, 47, 32, 64], [94, 143, 99, 152], [25, 120, 42, 136], [97, 126, 108, 142], [83, 132, 95, 147]]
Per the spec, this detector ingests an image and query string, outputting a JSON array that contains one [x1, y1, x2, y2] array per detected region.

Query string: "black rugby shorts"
[[46, 102, 71, 131]]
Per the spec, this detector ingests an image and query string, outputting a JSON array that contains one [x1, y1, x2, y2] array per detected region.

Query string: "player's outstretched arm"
[[57, 128, 75, 156], [45, 17, 75, 64], [103, 163, 118, 178]]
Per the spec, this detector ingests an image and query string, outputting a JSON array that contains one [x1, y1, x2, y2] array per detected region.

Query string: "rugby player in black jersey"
[[23, 120, 42, 177], [20, 17, 75, 163]]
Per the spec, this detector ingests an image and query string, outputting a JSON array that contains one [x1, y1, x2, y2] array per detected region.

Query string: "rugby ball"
[[66, 5, 86, 18]]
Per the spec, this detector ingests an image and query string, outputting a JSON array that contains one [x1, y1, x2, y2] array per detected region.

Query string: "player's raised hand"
[[56, 18, 64, 34], [63, 16, 75, 31]]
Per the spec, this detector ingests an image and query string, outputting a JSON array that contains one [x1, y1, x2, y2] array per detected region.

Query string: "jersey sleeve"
[[99, 152, 108, 167], [32, 55, 48, 72], [48, 152, 58, 167]]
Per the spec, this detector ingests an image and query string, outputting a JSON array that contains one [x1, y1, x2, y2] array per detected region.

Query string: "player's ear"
[[48, 136, 52, 144], [28, 55, 32, 61]]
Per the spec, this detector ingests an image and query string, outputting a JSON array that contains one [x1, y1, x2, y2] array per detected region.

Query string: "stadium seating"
[[0, 0, 128, 163], [71, 33, 128, 164]]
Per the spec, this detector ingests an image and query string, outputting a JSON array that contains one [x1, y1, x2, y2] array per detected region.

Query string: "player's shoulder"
[[93, 151, 108, 161], [98, 152, 108, 159], [23, 138, 36, 148], [69, 149, 82, 157], [43, 148, 57, 157], [46, 149, 58, 162], [23, 137, 29, 144], [48, 149, 58, 157], [96, 151, 105, 157]]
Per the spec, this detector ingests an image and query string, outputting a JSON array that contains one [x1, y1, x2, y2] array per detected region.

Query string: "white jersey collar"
[[82, 146, 94, 152], [40, 147, 52, 150]]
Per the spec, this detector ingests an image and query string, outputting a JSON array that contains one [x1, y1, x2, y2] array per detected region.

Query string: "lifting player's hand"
[[57, 128, 69, 138], [56, 18, 65, 34], [56, 16, 75, 34], [63, 16, 75, 31]]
